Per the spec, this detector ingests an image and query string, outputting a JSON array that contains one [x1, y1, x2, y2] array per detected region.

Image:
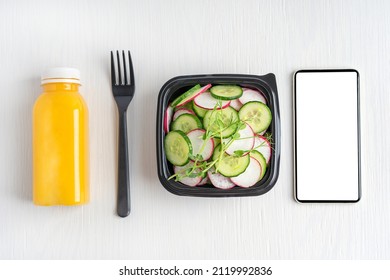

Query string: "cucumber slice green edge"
[[203, 107, 239, 138], [192, 101, 208, 118], [171, 113, 202, 134], [174, 101, 193, 111], [249, 150, 267, 180], [212, 144, 251, 177], [164, 131, 193, 166], [238, 101, 272, 133], [210, 85, 243, 100], [171, 84, 201, 107]]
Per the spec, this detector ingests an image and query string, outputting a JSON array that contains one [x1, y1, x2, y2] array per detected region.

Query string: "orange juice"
[[33, 68, 89, 205]]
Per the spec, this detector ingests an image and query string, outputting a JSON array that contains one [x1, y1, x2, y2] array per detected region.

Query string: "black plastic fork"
[[111, 50, 135, 217]]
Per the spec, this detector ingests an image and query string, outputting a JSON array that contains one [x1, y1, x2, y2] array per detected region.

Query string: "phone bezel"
[[293, 69, 361, 203]]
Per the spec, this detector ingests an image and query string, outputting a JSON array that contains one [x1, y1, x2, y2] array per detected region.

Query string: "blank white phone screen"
[[295, 70, 360, 202]]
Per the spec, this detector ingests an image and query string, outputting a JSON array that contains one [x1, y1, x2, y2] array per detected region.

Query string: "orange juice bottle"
[[33, 68, 89, 205]]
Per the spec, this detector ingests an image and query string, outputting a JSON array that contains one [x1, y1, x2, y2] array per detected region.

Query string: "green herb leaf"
[[232, 132, 240, 140], [185, 169, 192, 176], [238, 122, 246, 131]]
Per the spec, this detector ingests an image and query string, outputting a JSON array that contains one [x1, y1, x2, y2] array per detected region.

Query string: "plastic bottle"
[[33, 68, 89, 205]]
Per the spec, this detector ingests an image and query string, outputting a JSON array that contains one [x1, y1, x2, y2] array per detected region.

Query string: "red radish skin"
[[187, 129, 214, 161], [254, 135, 272, 163], [208, 168, 236, 189], [223, 122, 255, 156], [197, 176, 209, 186], [194, 91, 231, 110], [230, 157, 262, 188], [174, 163, 203, 187], [173, 108, 195, 121], [176, 84, 212, 107], [239, 88, 267, 105], [230, 99, 243, 111], [164, 105, 173, 133]]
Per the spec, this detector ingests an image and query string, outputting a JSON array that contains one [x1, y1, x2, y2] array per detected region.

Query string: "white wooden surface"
[[0, 0, 389, 259]]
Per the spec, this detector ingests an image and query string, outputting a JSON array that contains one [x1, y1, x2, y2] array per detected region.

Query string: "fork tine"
[[116, 50, 122, 85], [110, 51, 116, 85], [128, 51, 134, 86], [122, 50, 128, 85]]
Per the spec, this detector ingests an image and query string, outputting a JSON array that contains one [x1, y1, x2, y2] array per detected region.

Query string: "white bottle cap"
[[41, 67, 81, 85]]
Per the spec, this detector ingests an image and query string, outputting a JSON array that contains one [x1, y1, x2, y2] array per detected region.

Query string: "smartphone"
[[293, 69, 361, 202]]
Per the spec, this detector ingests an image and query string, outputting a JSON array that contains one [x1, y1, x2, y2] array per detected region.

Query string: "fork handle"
[[117, 109, 130, 217]]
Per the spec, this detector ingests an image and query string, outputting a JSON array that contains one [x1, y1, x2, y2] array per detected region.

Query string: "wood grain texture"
[[0, 0, 389, 259]]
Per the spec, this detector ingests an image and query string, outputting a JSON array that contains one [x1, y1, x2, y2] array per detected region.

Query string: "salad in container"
[[156, 74, 280, 197]]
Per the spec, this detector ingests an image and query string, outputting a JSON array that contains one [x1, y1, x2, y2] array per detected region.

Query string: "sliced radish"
[[164, 105, 173, 133], [254, 135, 272, 163], [176, 84, 212, 107], [239, 88, 267, 105], [222, 123, 255, 156], [194, 91, 231, 110], [230, 157, 262, 188], [197, 176, 209, 186], [173, 108, 195, 121], [174, 162, 203, 187], [230, 99, 243, 111], [208, 167, 235, 189], [187, 129, 214, 161], [259, 130, 267, 135]]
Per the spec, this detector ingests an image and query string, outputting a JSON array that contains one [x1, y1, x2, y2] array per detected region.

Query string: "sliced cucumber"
[[217, 153, 250, 178], [171, 113, 202, 134], [212, 144, 223, 161], [192, 101, 208, 118], [203, 107, 239, 138], [249, 150, 267, 180], [171, 84, 201, 107], [238, 101, 272, 133], [210, 85, 243, 100], [164, 131, 192, 166], [212, 137, 221, 148], [172, 84, 212, 108], [212, 144, 250, 177], [175, 101, 193, 111], [230, 157, 261, 188]]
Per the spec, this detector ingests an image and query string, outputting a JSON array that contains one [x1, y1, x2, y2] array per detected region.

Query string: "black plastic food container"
[[156, 74, 280, 197]]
